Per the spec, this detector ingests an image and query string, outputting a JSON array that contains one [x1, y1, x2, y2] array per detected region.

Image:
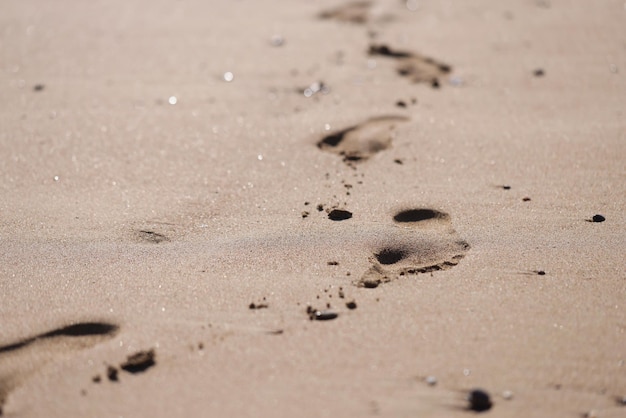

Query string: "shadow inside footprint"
[[369, 44, 452, 87], [0, 322, 118, 354], [317, 116, 409, 164], [358, 208, 469, 288], [0, 321, 118, 414], [135, 230, 170, 244], [375, 248, 407, 265], [393, 208, 450, 223]]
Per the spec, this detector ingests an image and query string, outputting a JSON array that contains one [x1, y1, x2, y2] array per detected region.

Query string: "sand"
[[1, 0, 625, 416]]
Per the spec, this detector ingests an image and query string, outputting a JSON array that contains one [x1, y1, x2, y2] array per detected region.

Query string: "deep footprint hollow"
[[393, 209, 447, 223], [41, 322, 119, 338], [375, 249, 406, 265]]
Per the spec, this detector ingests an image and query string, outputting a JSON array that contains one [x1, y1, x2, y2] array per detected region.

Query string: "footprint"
[[317, 115, 409, 164], [131, 220, 180, 244], [0, 322, 118, 415], [318, 1, 372, 24], [358, 208, 469, 288], [369, 44, 452, 87], [135, 229, 170, 244]]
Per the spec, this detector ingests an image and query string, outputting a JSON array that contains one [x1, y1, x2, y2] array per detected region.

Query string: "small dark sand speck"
[[107, 366, 118, 382], [33, 84, 45, 91], [467, 389, 493, 412], [590, 214, 606, 223], [346, 301, 357, 310], [533, 68, 545, 77]]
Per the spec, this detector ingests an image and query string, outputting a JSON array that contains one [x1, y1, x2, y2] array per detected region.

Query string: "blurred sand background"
[[1, 0, 625, 416]]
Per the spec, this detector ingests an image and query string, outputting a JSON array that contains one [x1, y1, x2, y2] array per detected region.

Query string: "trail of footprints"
[[319, 1, 453, 88], [0, 2, 469, 416]]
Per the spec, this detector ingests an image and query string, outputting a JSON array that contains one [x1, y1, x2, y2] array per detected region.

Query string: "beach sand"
[[1, 1, 625, 416]]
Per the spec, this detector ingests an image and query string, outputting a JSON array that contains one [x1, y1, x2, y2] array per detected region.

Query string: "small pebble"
[[328, 209, 352, 221], [591, 214, 605, 223], [270, 35, 285, 47], [33, 84, 45, 91], [502, 185, 511, 190], [248, 302, 269, 309], [425, 376, 437, 386], [313, 310, 338, 321], [107, 366, 118, 382], [120, 349, 156, 374], [533, 68, 545, 77], [345, 301, 357, 310], [467, 389, 493, 412], [537, 270, 546, 276], [502, 390, 513, 400]]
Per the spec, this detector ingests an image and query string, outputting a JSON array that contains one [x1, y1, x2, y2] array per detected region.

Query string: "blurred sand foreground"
[[1, 1, 625, 416]]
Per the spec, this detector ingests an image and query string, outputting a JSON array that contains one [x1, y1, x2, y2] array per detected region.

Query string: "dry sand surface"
[[1, 0, 625, 416]]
